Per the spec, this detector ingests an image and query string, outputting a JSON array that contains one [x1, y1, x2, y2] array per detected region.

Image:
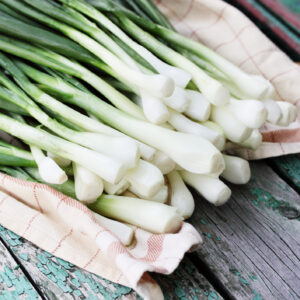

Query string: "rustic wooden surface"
[[0, 234, 40, 299], [190, 160, 300, 300], [0, 225, 222, 300], [270, 155, 300, 192]]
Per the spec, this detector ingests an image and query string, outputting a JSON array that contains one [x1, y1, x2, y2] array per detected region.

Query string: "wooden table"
[[1, 2, 300, 299]]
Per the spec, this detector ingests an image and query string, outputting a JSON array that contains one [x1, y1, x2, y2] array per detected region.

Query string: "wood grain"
[[0, 233, 41, 299], [270, 154, 300, 192], [190, 161, 300, 299], [0, 225, 222, 299]]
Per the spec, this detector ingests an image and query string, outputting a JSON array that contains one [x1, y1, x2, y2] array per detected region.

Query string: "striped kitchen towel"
[[0, 1, 300, 300], [0, 174, 201, 300], [156, 0, 300, 159]]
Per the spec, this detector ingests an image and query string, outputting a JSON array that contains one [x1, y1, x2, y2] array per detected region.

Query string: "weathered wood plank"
[[190, 161, 300, 300], [0, 233, 41, 299], [153, 258, 223, 300], [0, 225, 222, 299], [269, 154, 300, 192]]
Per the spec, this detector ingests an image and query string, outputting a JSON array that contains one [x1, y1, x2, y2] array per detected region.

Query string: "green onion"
[[9, 0, 175, 99], [180, 171, 231, 206], [211, 105, 252, 143], [29, 144, 68, 185], [0, 140, 36, 167], [0, 113, 127, 183], [0, 166, 35, 182], [114, 14, 230, 105], [229, 98, 267, 129], [125, 159, 164, 198], [73, 162, 104, 203], [103, 178, 129, 195], [0, 55, 140, 170], [57, 0, 192, 88], [277, 101, 297, 126], [262, 99, 282, 125], [167, 171, 194, 219], [27, 69, 224, 174], [110, 7, 271, 100], [89, 194, 183, 234], [221, 155, 251, 185], [184, 90, 211, 122], [150, 151, 175, 175], [236, 129, 263, 150]]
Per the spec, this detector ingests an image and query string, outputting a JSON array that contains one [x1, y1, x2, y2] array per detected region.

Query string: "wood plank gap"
[[266, 158, 300, 195], [256, 0, 300, 36], [187, 252, 234, 300], [187, 161, 300, 299], [0, 234, 47, 300]]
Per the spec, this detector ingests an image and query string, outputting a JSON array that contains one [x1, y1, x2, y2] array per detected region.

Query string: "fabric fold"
[[0, 173, 201, 299]]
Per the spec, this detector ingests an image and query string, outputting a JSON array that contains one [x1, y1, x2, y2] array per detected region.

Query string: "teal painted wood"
[[271, 0, 300, 15], [189, 161, 300, 299], [0, 225, 222, 300], [270, 154, 300, 192], [0, 235, 41, 300]]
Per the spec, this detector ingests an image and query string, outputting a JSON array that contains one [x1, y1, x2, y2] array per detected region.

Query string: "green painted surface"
[[271, 155, 300, 192], [0, 251, 39, 299], [0, 225, 135, 299], [277, 0, 300, 15], [251, 188, 300, 221]]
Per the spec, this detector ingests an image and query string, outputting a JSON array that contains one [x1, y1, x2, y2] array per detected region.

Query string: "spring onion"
[[180, 171, 231, 206], [30, 145, 68, 185], [277, 101, 298, 126], [262, 99, 282, 125], [237, 129, 263, 150], [229, 98, 267, 129], [221, 155, 251, 184], [211, 105, 252, 143], [73, 162, 104, 203], [168, 110, 225, 150], [104, 178, 130, 195], [89, 194, 183, 234], [163, 87, 190, 113], [167, 171, 195, 219], [92, 212, 134, 246], [22, 64, 224, 174], [47, 152, 72, 167], [126, 159, 164, 198], [0, 0, 297, 232], [115, 6, 271, 100], [0, 114, 127, 183], [57, 0, 192, 88], [8, 0, 175, 99], [184, 90, 211, 122], [138, 90, 170, 124], [115, 14, 230, 106], [150, 151, 176, 175]]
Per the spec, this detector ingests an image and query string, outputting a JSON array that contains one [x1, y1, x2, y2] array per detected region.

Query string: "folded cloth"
[[0, 174, 201, 300], [0, 1, 300, 299], [156, 0, 300, 159]]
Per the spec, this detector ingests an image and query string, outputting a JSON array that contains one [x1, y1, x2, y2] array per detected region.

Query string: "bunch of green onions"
[[0, 0, 296, 245]]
